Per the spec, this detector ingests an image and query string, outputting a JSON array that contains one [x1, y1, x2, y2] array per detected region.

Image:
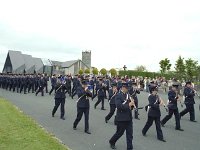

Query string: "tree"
[[109, 68, 117, 77], [79, 69, 83, 75], [185, 58, 198, 81], [159, 58, 171, 74], [84, 68, 90, 74], [135, 65, 147, 72], [174, 56, 186, 80], [92, 67, 98, 75], [100, 68, 107, 76], [197, 66, 200, 81]]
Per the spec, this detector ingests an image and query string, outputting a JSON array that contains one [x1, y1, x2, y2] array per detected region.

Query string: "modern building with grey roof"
[[61, 59, 90, 75], [2, 50, 91, 75], [3, 50, 44, 74]]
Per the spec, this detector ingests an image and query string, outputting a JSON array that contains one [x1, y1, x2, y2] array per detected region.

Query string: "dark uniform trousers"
[[161, 108, 180, 129], [110, 121, 133, 150], [28, 84, 34, 93], [180, 104, 195, 121], [49, 86, 55, 95], [73, 107, 89, 132], [36, 86, 44, 96], [134, 101, 139, 119], [52, 98, 65, 118], [105, 104, 116, 121], [95, 96, 105, 109], [142, 116, 163, 140]]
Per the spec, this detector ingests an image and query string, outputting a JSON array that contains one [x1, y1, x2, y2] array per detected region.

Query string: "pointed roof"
[[22, 54, 35, 72], [61, 60, 78, 68], [51, 60, 63, 66], [32, 57, 43, 72], [8, 50, 25, 71]]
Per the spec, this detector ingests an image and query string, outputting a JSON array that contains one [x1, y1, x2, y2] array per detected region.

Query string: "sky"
[[0, 0, 200, 72]]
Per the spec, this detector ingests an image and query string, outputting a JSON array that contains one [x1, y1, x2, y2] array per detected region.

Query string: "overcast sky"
[[0, 0, 200, 72]]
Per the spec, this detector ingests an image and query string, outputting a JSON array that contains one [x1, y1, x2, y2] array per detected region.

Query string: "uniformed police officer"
[[180, 81, 197, 122], [109, 83, 135, 150], [52, 75, 67, 120], [142, 86, 166, 142], [161, 84, 184, 131], [35, 75, 45, 96], [94, 78, 106, 110], [49, 74, 57, 95], [105, 83, 118, 123], [73, 80, 92, 134]]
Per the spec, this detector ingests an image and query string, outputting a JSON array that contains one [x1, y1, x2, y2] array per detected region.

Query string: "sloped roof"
[[8, 50, 25, 71], [51, 60, 63, 66], [61, 60, 78, 68], [32, 57, 43, 71], [23, 54, 35, 71]]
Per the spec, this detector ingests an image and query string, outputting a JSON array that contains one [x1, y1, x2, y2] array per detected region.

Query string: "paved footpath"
[[0, 88, 200, 150]]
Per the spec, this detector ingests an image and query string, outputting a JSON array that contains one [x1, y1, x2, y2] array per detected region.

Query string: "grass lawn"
[[0, 98, 69, 150]]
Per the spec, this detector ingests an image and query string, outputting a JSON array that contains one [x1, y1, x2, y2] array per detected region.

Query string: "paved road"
[[0, 88, 200, 150]]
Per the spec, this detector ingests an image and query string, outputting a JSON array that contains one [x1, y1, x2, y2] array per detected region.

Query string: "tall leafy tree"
[[100, 68, 107, 76], [185, 58, 198, 81], [79, 69, 83, 75], [84, 68, 90, 74], [92, 67, 98, 75], [159, 58, 171, 74], [174, 56, 185, 80], [109, 68, 117, 77]]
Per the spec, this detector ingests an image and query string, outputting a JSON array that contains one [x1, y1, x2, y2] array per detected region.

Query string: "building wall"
[[82, 51, 91, 68], [64, 65, 75, 75]]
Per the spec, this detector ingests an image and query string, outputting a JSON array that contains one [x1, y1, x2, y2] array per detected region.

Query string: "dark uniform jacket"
[[76, 86, 92, 108], [167, 90, 178, 109], [96, 83, 105, 97], [115, 91, 132, 122], [148, 94, 161, 117], [109, 88, 117, 105], [184, 87, 195, 104], [129, 87, 140, 102], [54, 82, 67, 99]]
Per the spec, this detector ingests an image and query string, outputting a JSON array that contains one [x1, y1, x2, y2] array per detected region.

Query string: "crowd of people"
[[0, 73, 199, 150]]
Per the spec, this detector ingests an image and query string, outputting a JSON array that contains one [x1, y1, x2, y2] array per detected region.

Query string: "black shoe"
[[85, 131, 91, 134], [161, 122, 165, 127], [142, 131, 146, 137], [105, 118, 108, 123], [52, 113, 54, 117], [60, 117, 65, 120], [135, 118, 140, 120], [175, 128, 184, 131], [158, 139, 166, 142], [190, 120, 197, 122], [101, 108, 106, 110], [109, 141, 116, 149], [73, 127, 77, 130]]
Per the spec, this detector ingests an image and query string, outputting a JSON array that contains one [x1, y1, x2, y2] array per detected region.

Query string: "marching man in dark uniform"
[[94, 78, 106, 110], [161, 84, 184, 131], [180, 81, 197, 122], [35, 75, 45, 96], [142, 86, 166, 142], [73, 80, 92, 134], [109, 83, 135, 150], [49, 74, 57, 95], [52, 75, 67, 120], [105, 83, 118, 123], [129, 82, 140, 120]]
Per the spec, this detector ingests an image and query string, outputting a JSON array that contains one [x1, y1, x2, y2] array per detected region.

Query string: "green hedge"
[[119, 70, 174, 79]]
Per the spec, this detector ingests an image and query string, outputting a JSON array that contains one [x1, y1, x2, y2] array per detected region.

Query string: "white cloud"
[[0, 0, 200, 72]]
